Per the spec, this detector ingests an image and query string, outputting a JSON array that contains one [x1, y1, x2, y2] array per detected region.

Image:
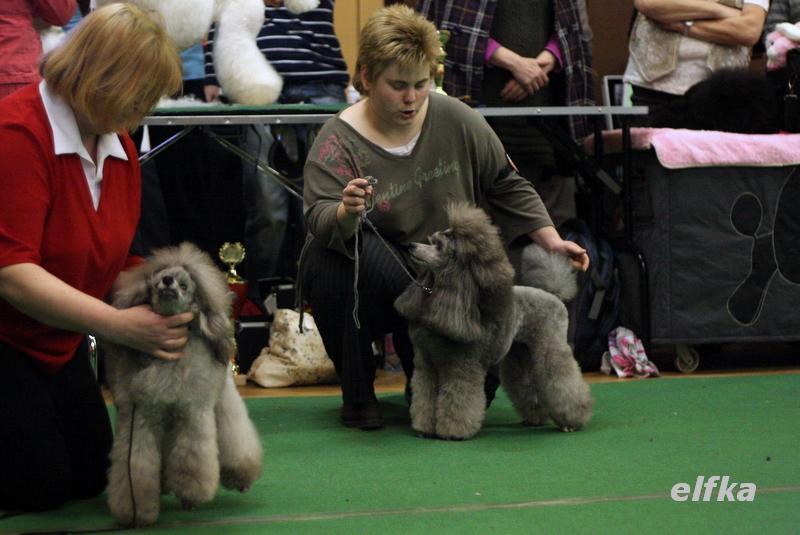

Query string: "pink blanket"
[[631, 128, 800, 169]]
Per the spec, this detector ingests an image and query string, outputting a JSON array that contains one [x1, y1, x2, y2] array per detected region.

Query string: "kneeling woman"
[[301, 5, 589, 430], [0, 4, 189, 511]]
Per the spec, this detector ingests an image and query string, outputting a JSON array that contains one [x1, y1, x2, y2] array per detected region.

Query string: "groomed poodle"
[[394, 204, 593, 440], [103, 242, 262, 526]]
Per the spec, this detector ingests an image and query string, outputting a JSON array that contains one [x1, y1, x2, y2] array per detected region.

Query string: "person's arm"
[[657, 4, 767, 47], [0, 263, 192, 360], [542, 36, 563, 73], [488, 45, 549, 94], [528, 226, 590, 271], [32, 0, 77, 26], [634, 0, 740, 22], [303, 122, 367, 258], [462, 103, 589, 271]]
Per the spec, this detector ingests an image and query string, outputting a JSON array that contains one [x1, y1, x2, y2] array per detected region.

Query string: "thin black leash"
[[351, 176, 431, 329]]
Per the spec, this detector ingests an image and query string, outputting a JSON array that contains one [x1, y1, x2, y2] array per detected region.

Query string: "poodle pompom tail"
[[519, 243, 578, 302]]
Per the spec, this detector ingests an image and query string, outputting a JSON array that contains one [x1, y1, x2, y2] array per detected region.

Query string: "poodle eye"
[[179, 284, 188, 290]]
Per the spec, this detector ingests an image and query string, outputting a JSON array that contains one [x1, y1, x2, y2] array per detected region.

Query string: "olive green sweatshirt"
[[303, 92, 552, 259]]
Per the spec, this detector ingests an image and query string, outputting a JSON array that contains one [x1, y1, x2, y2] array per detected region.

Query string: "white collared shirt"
[[38, 81, 128, 210]]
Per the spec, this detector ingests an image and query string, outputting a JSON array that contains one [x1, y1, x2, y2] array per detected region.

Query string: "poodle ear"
[[110, 264, 152, 309], [396, 272, 483, 343], [424, 272, 484, 343], [394, 273, 432, 321], [178, 244, 235, 366], [197, 310, 235, 366]]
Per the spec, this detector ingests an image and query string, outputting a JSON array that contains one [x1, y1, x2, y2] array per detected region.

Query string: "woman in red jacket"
[[0, 3, 184, 511], [0, 0, 76, 99]]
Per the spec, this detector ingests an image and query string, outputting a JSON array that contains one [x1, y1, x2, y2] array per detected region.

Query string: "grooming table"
[[141, 102, 647, 200], [139, 104, 648, 369], [625, 129, 800, 369]]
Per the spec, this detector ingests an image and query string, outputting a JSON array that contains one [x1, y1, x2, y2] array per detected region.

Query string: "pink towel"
[[601, 327, 659, 378], [631, 128, 800, 169]]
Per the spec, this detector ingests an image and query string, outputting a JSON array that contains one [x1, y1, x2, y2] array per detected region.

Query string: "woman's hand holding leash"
[[337, 177, 376, 238], [341, 177, 374, 216]]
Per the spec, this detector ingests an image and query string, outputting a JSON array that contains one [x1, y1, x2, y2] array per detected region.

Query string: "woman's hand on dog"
[[110, 305, 194, 360], [529, 226, 590, 272]]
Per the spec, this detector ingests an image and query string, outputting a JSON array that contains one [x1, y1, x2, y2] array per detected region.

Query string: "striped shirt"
[[204, 0, 348, 88]]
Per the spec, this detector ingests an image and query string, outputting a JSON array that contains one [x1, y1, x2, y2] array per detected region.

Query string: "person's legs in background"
[[242, 82, 346, 301], [241, 123, 291, 288]]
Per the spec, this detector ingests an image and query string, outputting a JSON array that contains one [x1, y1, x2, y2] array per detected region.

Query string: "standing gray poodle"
[[394, 204, 593, 440], [103, 242, 262, 526]]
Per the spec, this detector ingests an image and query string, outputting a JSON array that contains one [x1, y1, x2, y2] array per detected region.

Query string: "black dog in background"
[[650, 69, 781, 134]]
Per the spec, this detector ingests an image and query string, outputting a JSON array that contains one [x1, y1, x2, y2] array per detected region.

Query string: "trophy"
[[434, 29, 450, 95], [219, 242, 248, 385]]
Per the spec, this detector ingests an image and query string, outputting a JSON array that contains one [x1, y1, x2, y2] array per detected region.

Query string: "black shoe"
[[341, 399, 384, 430]]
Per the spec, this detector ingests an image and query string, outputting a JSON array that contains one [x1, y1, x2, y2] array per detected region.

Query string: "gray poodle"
[[394, 204, 593, 440], [103, 242, 262, 526]]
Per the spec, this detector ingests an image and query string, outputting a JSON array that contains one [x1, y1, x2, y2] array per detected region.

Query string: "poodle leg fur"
[[500, 342, 549, 426], [216, 375, 263, 491], [107, 405, 163, 526], [409, 352, 438, 438], [434, 358, 487, 440], [163, 408, 220, 510], [533, 337, 594, 432]]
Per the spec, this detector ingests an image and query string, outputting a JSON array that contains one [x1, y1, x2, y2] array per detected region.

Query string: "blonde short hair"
[[41, 3, 182, 133], [352, 4, 440, 95]]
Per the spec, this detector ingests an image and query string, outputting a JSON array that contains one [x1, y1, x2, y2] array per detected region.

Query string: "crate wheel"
[[674, 344, 700, 374]]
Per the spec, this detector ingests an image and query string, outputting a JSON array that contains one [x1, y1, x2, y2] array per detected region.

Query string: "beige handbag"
[[247, 309, 338, 387]]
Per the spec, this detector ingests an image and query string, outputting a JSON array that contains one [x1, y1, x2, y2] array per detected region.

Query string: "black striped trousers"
[[301, 231, 415, 404]]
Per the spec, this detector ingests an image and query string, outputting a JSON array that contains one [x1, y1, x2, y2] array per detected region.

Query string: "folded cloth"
[[633, 128, 800, 169], [601, 326, 659, 378], [583, 129, 800, 169]]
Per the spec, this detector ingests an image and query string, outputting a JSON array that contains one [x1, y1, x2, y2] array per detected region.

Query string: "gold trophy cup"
[[219, 242, 248, 385]]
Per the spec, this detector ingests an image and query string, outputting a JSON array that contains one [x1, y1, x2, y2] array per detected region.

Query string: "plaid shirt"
[[417, 0, 594, 139]]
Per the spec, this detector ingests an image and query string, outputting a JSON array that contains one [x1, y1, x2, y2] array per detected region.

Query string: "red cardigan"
[[0, 84, 141, 373]]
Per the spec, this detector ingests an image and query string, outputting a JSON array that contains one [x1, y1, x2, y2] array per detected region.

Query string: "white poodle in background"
[[104, 243, 262, 526], [394, 204, 593, 440], [96, 0, 319, 104]]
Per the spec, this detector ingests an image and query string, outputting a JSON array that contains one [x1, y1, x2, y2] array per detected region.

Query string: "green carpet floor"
[[2, 374, 799, 534]]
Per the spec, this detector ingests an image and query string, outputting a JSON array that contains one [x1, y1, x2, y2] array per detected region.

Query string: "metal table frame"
[[141, 105, 653, 347]]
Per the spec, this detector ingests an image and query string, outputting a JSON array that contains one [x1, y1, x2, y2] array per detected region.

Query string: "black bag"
[[559, 219, 622, 370]]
